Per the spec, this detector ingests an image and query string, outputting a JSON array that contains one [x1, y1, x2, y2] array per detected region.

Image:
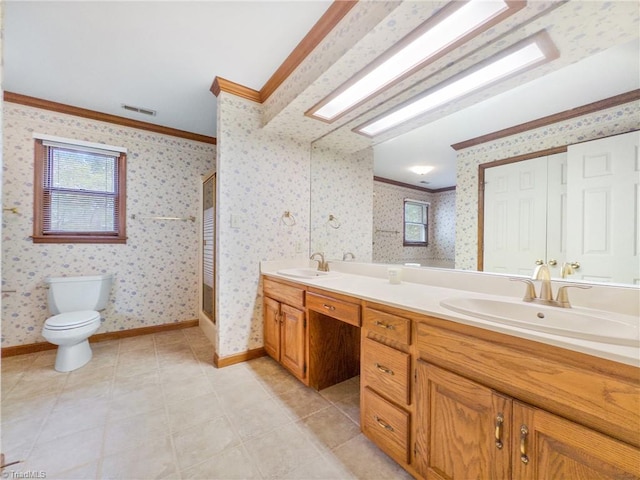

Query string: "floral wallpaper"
[[373, 181, 455, 267], [1, 103, 215, 347], [310, 145, 373, 263], [215, 92, 311, 357], [455, 99, 640, 271]]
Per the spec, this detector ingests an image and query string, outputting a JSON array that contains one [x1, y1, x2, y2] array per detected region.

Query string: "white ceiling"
[[4, 1, 639, 190]]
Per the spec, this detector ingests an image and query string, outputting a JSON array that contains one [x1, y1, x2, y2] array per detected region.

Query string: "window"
[[32, 135, 127, 244], [404, 199, 429, 246]]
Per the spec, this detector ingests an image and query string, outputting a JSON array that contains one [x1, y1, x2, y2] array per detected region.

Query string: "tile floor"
[[1, 327, 413, 479]]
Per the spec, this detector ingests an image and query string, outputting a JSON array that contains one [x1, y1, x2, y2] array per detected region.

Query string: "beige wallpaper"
[[1, 103, 215, 347]]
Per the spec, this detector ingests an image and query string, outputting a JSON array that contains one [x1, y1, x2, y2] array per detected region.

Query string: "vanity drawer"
[[362, 337, 410, 405], [263, 278, 305, 308], [362, 386, 410, 465], [306, 292, 361, 327], [363, 308, 411, 345]]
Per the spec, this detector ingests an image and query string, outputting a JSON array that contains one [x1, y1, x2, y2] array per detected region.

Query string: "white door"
[[483, 157, 548, 276], [545, 152, 568, 277], [566, 131, 640, 284]]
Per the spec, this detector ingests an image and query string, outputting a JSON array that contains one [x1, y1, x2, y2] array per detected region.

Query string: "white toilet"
[[42, 274, 113, 372]]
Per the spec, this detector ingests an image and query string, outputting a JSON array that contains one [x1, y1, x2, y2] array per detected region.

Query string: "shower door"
[[202, 173, 215, 322]]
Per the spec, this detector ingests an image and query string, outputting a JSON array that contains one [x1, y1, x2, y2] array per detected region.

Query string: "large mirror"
[[308, 1, 639, 287]]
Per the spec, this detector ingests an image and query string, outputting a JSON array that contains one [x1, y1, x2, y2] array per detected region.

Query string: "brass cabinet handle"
[[494, 413, 504, 449], [570, 261, 580, 269], [322, 303, 336, 311], [548, 259, 557, 266], [374, 363, 394, 375], [535, 259, 544, 265], [374, 321, 395, 330], [374, 416, 394, 432], [520, 425, 529, 464]]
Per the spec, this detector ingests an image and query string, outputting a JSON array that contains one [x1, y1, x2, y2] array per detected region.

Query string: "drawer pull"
[[374, 415, 395, 432], [374, 321, 395, 330], [494, 413, 504, 449], [374, 363, 394, 375], [520, 425, 529, 465], [322, 303, 336, 311]]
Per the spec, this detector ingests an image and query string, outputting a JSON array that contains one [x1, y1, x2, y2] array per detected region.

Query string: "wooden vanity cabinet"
[[360, 305, 414, 469], [414, 317, 640, 480], [263, 277, 307, 382]]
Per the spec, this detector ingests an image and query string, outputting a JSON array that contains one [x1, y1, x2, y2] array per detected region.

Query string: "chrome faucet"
[[310, 252, 329, 272], [510, 263, 590, 308]]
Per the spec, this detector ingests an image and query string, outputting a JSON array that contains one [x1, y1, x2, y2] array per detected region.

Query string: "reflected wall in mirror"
[[372, 179, 455, 267]]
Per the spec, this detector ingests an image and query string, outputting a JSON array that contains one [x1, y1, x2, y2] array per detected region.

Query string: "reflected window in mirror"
[[404, 199, 429, 246]]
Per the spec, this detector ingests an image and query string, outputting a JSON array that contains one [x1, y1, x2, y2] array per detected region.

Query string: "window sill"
[[31, 235, 127, 244]]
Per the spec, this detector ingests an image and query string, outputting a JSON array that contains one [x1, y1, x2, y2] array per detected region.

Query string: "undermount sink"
[[440, 297, 639, 347], [276, 268, 340, 279]]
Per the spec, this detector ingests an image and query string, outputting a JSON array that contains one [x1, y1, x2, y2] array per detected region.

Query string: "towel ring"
[[281, 211, 296, 227], [328, 215, 341, 229]]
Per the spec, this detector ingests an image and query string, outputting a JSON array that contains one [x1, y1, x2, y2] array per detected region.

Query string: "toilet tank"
[[45, 274, 113, 314]]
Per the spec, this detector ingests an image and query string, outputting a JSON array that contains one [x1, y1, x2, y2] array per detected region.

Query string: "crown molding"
[[210, 1, 358, 103], [452, 89, 640, 151], [4, 92, 217, 145], [374, 176, 456, 193], [210, 77, 261, 102]]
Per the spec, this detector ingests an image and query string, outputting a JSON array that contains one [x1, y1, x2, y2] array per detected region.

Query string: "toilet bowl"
[[42, 311, 102, 372], [42, 274, 113, 372]]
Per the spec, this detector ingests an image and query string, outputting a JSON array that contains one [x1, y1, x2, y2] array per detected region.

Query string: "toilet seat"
[[44, 311, 100, 330]]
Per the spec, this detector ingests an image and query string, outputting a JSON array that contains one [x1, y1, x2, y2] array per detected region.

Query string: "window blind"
[[42, 143, 120, 235]]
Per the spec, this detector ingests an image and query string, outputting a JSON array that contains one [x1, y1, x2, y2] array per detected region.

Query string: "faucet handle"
[[510, 278, 537, 302], [555, 284, 591, 308]]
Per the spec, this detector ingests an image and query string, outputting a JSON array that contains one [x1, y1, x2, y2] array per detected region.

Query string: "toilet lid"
[[45, 311, 100, 330]]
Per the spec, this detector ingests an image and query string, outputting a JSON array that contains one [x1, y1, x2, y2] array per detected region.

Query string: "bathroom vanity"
[[261, 265, 639, 479]]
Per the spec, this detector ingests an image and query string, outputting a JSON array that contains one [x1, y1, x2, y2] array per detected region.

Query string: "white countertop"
[[261, 260, 640, 367]]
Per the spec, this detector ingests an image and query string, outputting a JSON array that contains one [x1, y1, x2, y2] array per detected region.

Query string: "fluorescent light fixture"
[[355, 31, 559, 137], [307, 0, 524, 122], [410, 166, 434, 175]]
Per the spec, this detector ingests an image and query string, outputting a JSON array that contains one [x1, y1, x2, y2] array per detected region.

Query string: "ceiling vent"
[[121, 104, 157, 116]]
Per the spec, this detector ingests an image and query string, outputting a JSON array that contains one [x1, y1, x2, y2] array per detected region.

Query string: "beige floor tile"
[[110, 369, 160, 397], [39, 397, 110, 443], [27, 425, 104, 475], [117, 346, 157, 365], [103, 408, 170, 456], [180, 444, 262, 480], [273, 383, 331, 420], [1, 394, 57, 425], [172, 416, 241, 471], [226, 395, 293, 440], [114, 355, 159, 379], [243, 423, 323, 480], [64, 362, 115, 387], [280, 453, 357, 480], [204, 362, 261, 388], [119, 334, 155, 352], [100, 434, 177, 479], [215, 379, 271, 413], [0, 415, 46, 461], [332, 434, 413, 480], [319, 378, 360, 403], [162, 372, 214, 404], [159, 361, 206, 383], [1, 353, 38, 373], [153, 329, 187, 346], [298, 406, 361, 452], [108, 383, 165, 420], [49, 460, 99, 480], [333, 392, 361, 426], [165, 392, 223, 433]]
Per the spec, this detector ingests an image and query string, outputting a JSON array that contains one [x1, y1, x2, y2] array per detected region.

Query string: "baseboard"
[[1, 319, 199, 357], [214, 347, 266, 368]]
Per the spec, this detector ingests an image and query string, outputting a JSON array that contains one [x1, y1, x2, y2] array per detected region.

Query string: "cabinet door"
[[263, 297, 281, 361], [513, 401, 640, 480], [414, 361, 511, 480], [280, 303, 306, 379]]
